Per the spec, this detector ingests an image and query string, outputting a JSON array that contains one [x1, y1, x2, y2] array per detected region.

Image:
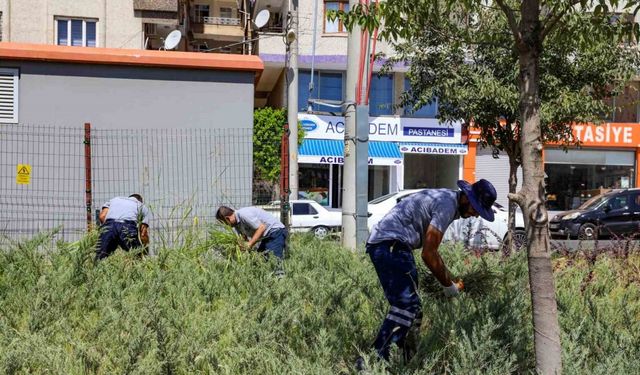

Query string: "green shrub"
[[0, 230, 638, 374]]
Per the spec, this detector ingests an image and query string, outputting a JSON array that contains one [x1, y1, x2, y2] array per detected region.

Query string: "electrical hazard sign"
[[16, 164, 31, 185]]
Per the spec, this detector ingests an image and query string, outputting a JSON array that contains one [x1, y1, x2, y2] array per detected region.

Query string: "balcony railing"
[[202, 16, 240, 26]]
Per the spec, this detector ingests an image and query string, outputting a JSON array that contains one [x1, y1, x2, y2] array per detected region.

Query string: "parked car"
[[549, 189, 640, 240], [367, 189, 526, 250], [262, 200, 342, 239]]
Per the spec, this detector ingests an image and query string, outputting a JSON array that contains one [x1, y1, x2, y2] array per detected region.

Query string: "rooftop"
[[0, 42, 264, 75]]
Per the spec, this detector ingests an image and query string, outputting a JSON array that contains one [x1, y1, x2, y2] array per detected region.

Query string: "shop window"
[[324, 1, 349, 33], [369, 74, 394, 116], [403, 78, 438, 118], [299, 71, 343, 112], [545, 162, 636, 211], [299, 164, 330, 205]]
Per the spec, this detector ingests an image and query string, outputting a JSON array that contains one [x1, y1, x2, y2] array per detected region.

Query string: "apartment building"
[[0, 0, 179, 49]]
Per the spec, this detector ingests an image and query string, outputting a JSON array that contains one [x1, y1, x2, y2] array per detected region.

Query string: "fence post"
[[280, 123, 290, 231], [84, 123, 93, 231]]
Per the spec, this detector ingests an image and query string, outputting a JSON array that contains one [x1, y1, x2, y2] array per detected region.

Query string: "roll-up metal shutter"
[[474, 146, 522, 207]]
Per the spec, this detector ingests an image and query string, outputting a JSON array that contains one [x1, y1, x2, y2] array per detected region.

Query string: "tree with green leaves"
[[333, 1, 640, 373], [253, 107, 304, 203]]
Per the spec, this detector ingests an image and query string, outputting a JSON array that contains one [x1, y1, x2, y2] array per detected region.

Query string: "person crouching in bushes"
[[216, 205, 288, 261], [96, 194, 151, 261]]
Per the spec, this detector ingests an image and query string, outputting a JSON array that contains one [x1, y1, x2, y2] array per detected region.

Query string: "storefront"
[[545, 123, 640, 211], [297, 114, 468, 207], [470, 123, 640, 210]]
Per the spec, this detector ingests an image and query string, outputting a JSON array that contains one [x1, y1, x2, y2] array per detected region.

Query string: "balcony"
[[191, 16, 244, 40], [202, 16, 240, 26]]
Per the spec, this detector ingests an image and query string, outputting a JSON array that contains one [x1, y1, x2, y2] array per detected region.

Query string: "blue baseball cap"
[[457, 179, 497, 222]]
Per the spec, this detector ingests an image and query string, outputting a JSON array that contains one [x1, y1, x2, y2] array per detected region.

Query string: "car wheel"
[[513, 229, 527, 249], [311, 226, 330, 239], [578, 223, 597, 240], [502, 229, 527, 251]]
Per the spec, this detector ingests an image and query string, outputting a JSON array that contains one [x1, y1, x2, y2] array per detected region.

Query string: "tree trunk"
[[513, 1, 563, 374], [506, 157, 520, 256]]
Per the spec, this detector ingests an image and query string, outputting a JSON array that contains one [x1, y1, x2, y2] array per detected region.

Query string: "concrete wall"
[[0, 0, 143, 49], [0, 60, 254, 129]]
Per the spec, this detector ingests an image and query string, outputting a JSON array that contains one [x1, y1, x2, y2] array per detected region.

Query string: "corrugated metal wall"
[[474, 146, 522, 207]]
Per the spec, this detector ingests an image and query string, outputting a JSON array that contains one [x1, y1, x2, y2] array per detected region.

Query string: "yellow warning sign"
[[16, 164, 31, 185]]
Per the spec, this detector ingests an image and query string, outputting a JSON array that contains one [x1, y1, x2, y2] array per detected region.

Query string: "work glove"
[[443, 280, 464, 297]]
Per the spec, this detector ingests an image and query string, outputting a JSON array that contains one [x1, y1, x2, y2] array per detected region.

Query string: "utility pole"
[[286, 0, 299, 200], [342, 0, 369, 249]]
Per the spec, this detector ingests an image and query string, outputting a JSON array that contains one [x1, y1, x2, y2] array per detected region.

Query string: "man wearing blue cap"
[[361, 179, 497, 365]]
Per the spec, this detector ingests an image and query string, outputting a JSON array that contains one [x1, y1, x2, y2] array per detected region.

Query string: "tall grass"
[[0, 228, 638, 374]]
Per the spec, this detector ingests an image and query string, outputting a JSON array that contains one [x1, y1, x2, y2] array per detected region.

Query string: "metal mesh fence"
[[1, 123, 254, 246]]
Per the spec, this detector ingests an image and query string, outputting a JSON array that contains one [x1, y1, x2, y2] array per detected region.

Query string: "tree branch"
[[494, 0, 522, 46], [540, 0, 581, 41]]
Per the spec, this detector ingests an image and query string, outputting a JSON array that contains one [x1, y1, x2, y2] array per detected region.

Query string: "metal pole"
[[280, 123, 291, 231], [286, 0, 299, 200], [84, 123, 93, 231], [342, 0, 361, 250]]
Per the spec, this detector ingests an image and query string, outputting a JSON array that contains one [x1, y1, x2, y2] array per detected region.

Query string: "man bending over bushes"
[[216, 205, 288, 261], [96, 194, 150, 261], [361, 179, 497, 367]]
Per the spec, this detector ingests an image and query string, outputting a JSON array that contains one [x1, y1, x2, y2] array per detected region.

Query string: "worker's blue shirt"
[[102, 196, 151, 225], [367, 189, 460, 249], [234, 207, 284, 240]]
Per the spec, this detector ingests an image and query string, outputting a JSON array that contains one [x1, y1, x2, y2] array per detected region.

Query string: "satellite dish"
[[254, 9, 270, 29], [163, 30, 182, 50]]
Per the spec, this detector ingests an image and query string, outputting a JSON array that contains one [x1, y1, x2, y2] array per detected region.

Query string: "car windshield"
[[579, 194, 610, 210]]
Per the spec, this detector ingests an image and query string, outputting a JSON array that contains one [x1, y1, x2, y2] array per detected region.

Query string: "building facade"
[[254, 0, 467, 207], [0, 0, 180, 49], [253, 1, 640, 208]]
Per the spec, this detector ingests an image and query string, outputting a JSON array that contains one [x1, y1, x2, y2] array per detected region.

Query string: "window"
[[219, 7, 233, 19], [0, 12, 3, 41], [293, 203, 318, 216], [324, 1, 349, 33], [56, 18, 97, 47], [194, 4, 210, 23], [0, 68, 19, 123], [144, 23, 157, 36], [369, 74, 394, 116], [403, 78, 438, 118], [299, 71, 343, 112]]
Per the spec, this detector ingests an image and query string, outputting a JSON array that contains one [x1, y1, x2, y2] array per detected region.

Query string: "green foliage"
[[0, 232, 639, 374], [253, 107, 304, 184]]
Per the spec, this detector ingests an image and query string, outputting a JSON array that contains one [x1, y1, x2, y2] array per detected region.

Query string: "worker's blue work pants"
[[96, 220, 142, 260], [367, 240, 423, 360]]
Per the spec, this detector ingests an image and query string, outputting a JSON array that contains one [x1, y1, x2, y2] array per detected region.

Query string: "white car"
[[367, 190, 526, 250], [262, 200, 342, 239]]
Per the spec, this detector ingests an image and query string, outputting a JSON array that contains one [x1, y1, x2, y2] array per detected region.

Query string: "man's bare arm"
[[421, 224, 454, 287], [98, 208, 109, 224], [139, 224, 149, 245], [247, 223, 267, 249]]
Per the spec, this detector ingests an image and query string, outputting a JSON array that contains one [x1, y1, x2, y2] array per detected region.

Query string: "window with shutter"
[[0, 68, 18, 123]]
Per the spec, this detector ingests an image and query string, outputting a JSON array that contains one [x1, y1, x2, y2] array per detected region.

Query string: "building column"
[[462, 142, 477, 182]]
